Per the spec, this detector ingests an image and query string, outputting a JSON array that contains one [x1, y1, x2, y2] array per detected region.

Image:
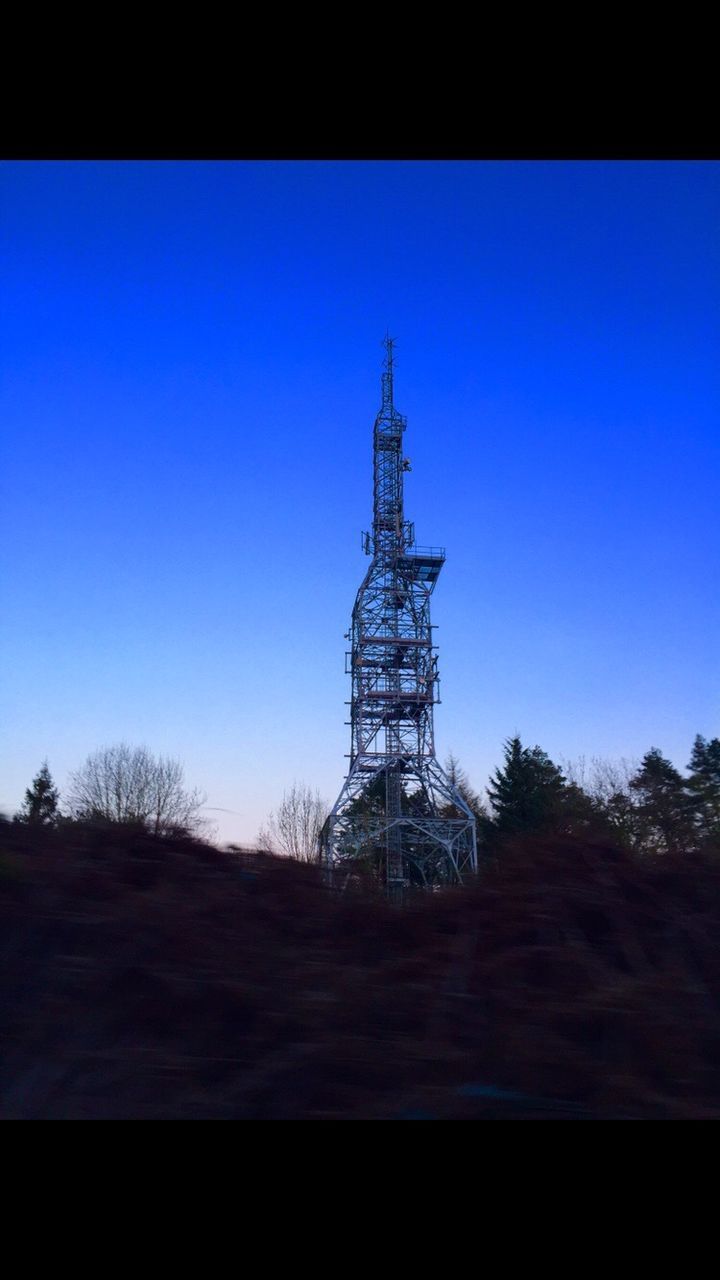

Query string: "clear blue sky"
[[1, 161, 718, 844]]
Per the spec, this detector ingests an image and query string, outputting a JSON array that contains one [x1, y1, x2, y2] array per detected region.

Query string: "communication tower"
[[320, 339, 477, 895]]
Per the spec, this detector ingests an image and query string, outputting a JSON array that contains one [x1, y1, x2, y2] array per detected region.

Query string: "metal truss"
[[320, 339, 477, 895]]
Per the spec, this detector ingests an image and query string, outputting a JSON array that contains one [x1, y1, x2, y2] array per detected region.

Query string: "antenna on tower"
[[381, 331, 396, 412]]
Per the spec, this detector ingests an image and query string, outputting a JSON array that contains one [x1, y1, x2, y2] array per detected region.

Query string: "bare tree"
[[67, 743, 207, 837], [561, 754, 640, 845], [562, 755, 638, 804], [258, 782, 328, 863], [444, 752, 488, 819]]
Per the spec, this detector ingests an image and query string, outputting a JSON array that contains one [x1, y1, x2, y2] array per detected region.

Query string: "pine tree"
[[15, 761, 60, 826], [560, 779, 604, 834], [344, 772, 387, 818], [486, 736, 568, 836], [687, 735, 720, 849], [629, 748, 694, 855]]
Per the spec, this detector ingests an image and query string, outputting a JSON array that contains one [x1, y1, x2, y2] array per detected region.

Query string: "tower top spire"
[[381, 332, 396, 413]]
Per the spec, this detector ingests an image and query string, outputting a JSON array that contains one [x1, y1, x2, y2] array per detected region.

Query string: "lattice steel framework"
[[320, 339, 477, 895]]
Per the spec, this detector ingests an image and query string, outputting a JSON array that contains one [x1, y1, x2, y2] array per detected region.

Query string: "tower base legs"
[[320, 758, 478, 898]]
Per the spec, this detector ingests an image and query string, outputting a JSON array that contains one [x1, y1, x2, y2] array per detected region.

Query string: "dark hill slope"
[[2, 821, 719, 1118]]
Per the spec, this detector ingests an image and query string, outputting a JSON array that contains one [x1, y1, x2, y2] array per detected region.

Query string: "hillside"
[[2, 819, 719, 1119]]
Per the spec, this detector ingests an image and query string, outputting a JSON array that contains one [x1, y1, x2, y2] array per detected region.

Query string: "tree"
[[629, 747, 694, 855], [444, 752, 487, 821], [15, 761, 60, 826], [66, 744, 206, 837], [344, 772, 386, 819], [687, 735, 720, 849], [486, 735, 569, 836], [258, 782, 328, 863], [343, 770, 433, 820], [562, 755, 640, 847]]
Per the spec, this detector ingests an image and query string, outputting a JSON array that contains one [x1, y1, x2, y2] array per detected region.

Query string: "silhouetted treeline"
[[12, 744, 206, 838], [448, 734, 720, 861], [11, 734, 719, 870]]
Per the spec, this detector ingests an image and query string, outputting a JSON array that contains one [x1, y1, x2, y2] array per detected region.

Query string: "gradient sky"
[[1, 160, 718, 845]]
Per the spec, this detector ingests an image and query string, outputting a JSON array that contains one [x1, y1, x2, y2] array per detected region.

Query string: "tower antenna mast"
[[320, 340, 477, 897]]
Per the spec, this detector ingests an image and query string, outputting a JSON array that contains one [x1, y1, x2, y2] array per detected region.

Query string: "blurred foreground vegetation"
[[2, 817, 719, 1119]]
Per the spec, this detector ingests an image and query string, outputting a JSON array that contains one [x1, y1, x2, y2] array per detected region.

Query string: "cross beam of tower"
[[320, 339, 478, 896]]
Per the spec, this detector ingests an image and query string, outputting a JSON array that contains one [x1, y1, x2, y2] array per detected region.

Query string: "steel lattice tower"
[[320, 339, 477, 895]]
